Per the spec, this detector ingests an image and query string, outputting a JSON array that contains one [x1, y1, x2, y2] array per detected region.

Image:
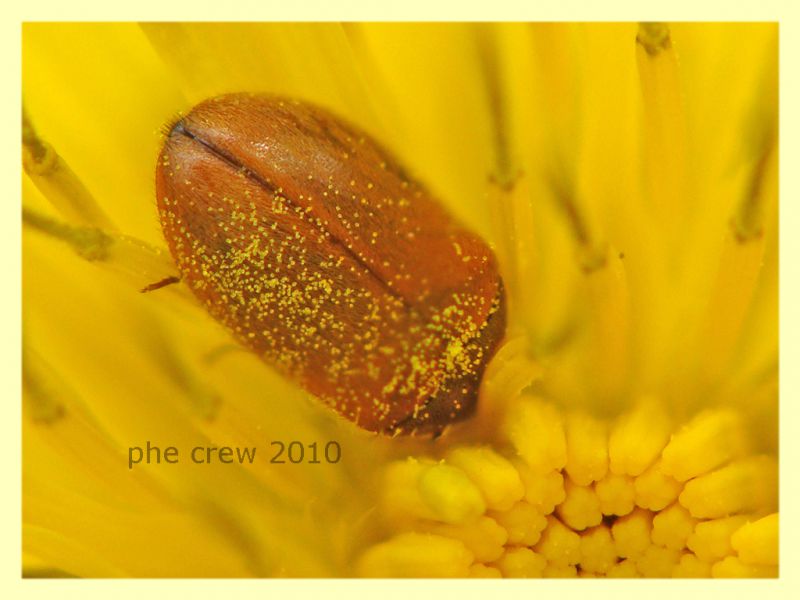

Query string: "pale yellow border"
[[4, 0, 799, 598]]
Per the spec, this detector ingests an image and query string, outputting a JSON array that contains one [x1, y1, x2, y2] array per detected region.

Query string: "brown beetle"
[[156, 94, 505, 435]]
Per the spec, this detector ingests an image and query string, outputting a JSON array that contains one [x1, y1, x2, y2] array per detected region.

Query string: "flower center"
[[357, 396, 778, 578]]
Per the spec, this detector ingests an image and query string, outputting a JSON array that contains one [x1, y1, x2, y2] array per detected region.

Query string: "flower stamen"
[[23, 207, 181, 294], [23, 109, 117, 231], [360, 397, 778, 577]]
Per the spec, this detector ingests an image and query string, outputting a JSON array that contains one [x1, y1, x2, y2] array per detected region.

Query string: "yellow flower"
[[22, 22, 777, 578]]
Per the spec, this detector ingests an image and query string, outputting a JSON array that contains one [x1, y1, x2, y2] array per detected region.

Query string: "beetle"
[[156, 93, 506, 435]]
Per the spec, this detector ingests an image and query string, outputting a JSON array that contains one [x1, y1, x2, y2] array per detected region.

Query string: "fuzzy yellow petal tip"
[[661, 409, 749, 481], [417, 463, 487, 524], [493, 547, 546, 578], [679, 455, 778, 519], [608, 397, 671, 477], [731, 513, 778, 566], [711, 556, 777, 579], [672, 553, 712, 578], [651, 503, 697, 551], [595, 473, 635, 516], [356, 532, 474, 578], [633, 459, 682, 511], [687, 515, 750, 563], [489, 502, 546, 546], [564, 410, 608, 486], [505, 396, 566, 473], [557, 479, 602, 531], [446, 446, 524, 512], [420, 516, 507, 564]]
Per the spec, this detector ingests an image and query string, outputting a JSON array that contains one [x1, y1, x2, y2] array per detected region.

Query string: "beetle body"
[[156, 94, 505, 434]]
